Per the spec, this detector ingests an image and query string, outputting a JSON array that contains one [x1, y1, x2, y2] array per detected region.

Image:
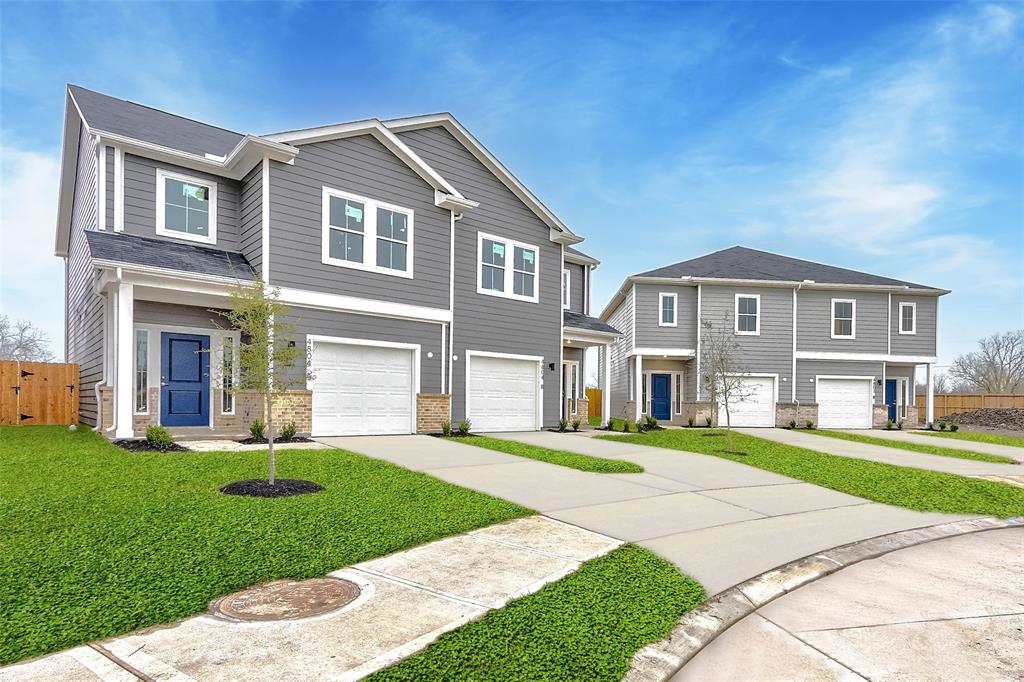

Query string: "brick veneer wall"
[[417, 393, 451, 433], [682, 401, 717, 427], [904, 406, 919, 428], [775, 402, 819, 428], [572, 398, 589, 423], [872, 404, 889, 428]]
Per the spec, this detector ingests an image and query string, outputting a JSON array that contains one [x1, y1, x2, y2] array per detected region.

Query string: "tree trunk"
[[267, 386, 276, 485], [725, 401, 734, 452]]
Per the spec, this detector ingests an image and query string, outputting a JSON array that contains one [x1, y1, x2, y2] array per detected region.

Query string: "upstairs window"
[[899, 302, 916, 335], [562, 268, 571, 309], [478, 232, 539, 303], [322, 187, 413, 277], [156, 170, 217, 244], [659, 292, 677, 326], [735, 294, 760, 335], [832, 298, 856, 338]]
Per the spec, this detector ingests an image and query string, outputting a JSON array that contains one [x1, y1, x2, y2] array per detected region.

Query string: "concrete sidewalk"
[[743, 427, 1024, 476], [675, 526, 1024, 681], [1, 516, 619, 682], [326, 433, 970, 595], [838, 428, 1024, 463]]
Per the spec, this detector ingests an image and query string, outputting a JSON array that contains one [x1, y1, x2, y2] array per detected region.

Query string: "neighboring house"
[[56, 85, 619, 439], [599, 246, 947, 429]]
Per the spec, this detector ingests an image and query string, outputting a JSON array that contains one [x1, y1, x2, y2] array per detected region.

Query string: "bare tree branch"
[[700, 315, 755, 453], [948, 330, 1024, 393], [0, 315, 55, 362]]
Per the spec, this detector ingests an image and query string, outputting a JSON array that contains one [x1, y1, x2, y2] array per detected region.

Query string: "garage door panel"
[[718, 376, 775, 428], [817, 378, 872, 429], [469, 355, 539, 432]]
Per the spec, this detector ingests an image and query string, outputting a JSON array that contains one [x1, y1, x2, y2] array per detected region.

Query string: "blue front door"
[[160, 332, 210, 427], [885, 379, 897, 422], [651, 374, 671, 421]]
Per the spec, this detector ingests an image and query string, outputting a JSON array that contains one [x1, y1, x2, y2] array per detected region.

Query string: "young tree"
[[948, 330, 1024, 393], [217, 278, 310, 485], [700, 316, 754, 453], [0, 315, 55, 361]]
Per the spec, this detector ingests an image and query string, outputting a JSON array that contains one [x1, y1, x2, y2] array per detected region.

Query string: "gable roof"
[[565, 246, 599, 267], [86, 231, 255, 281]]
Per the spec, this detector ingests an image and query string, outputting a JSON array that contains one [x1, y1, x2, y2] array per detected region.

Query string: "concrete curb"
[[623, 515, 1024, 681]]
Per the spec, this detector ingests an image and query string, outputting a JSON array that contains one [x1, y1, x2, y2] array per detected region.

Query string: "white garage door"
[[468, 354, 539, 432], [717, 375, 776, 427], [817, 378, 873, 429], [310, 341, 415, 436]]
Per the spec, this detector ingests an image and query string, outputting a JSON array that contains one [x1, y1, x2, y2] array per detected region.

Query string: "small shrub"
[[645, 415, 658, 430], [249, 419, 266, 440], [145, 426, 173, 449], [927, 421, 934, 431], [441, 420, 452, 437], [571, 418, 581, 432], [897, 420, 904, 431], [558, 418, 569, 433], [886, 419, 894, 430], [788, 419, 797, 430], [688, 416, 695, 427], [950, 422, 959, 432], [634, 420, 644, 433], [805, 420, 815, 430], [280, 422, 297, 440], [457, 420, 472, 436], [939, 421, 947, 431], [705, 415, 713, 427], [622, 419, 631, 433]]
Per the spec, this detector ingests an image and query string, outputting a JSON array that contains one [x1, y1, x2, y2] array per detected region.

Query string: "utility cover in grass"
[[220, 479, 324, 498]]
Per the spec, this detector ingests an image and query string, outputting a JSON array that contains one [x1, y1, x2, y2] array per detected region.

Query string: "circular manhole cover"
[[211, 577, 361, 621]]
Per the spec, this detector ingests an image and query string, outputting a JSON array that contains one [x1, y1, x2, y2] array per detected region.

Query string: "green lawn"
[[598, 429, 1024, 518], [449, 435, 643, 473], [806, 429, 1015, 464], [917, 430, 1024, 449], [370, 544, 704, 681], [0, 426, 531, 665], [588, 415, 602, 427]]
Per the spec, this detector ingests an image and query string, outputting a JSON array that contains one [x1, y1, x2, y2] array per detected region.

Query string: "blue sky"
[[1, 1, 1021, 378]]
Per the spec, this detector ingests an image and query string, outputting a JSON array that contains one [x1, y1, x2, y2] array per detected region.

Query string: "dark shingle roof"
[[70, 85, 245, 158], [565, 246, 599, 264], [637, 246, 939, 290], [564, 311, 621, 335], [86, 231, 255, 280]]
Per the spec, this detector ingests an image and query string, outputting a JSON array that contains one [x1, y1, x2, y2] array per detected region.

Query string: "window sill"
[[830, 335, 857, 340], [321, 255, 414, 280], [477, 286, 538, 304], [155, 227, 217, 246], [734, 330, 760, 336]]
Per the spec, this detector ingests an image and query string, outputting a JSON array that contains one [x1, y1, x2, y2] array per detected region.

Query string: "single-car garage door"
[[310, 340, 416, 436], [467, 353, 540, 432], [817, 377, 873, 429], [717, 375, 776, 427]]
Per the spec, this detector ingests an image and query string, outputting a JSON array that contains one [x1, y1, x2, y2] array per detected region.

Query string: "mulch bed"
[[940, 408, 1024, 432], [219, 479, 325, 498], [114, 440, 190, 453], [236, 436, 316, 445]]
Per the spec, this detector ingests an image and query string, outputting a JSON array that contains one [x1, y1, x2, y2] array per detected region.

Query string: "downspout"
[[792, 282, 802, 405], [448, 212, 461, 410]]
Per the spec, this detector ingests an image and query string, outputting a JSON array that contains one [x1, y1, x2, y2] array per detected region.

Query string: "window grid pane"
[[901, 306, 913, 331], [834, 301, 854, 336], [481, 264, 504, 291], [329, 228, 364, 263], [661, 297, 674, 324], [482, 239, 505, 267], [164, 178, 211, 237], [513, 271, 534, 297], [135, 331, 147, 412]]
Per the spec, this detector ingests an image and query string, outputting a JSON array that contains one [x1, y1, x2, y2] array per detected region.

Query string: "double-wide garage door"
[[467, 354, 540, 432], [310, 341, 415, 436], [817, 378, 873, 429], [717, 375, 776, 427]]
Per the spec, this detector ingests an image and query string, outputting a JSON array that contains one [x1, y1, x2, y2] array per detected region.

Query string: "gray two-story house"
[[600, 247, 947, 429], [55, 85, 619, 439]]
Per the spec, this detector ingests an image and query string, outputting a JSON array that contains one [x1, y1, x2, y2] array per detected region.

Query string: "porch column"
[[602, 343, 611, 424], [114, 281, 135, 439], [634, 354, 643, 422], [925, 363, 935, 424]]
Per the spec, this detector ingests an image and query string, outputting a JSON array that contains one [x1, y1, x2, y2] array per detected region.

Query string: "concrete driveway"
[[675, 526, 1024, 681], [743, 427, 1024, 476], [322, 433, 971, 595]]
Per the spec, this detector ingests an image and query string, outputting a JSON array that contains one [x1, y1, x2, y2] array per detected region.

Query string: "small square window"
[[736, 295, 759, 334], [659, 293, 676, 326], [832, 300, 856, 338]]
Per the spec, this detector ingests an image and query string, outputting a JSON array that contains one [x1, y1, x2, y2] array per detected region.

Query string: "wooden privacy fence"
[[585, 388, 603, 418], [916, 393, 1024, 419], [0, 361, 79, 425]]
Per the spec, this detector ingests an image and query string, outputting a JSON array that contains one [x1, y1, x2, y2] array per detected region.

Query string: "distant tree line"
[[919, 330, 1024, 394]]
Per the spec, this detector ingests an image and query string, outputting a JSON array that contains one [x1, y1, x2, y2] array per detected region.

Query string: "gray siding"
[[565, 261, 585, 314], [267, 134, 450, 309], [635, 283, 697, 349], [796, 289, 887, 353], [65, 124, 104, 425], [606, 286, 635, 420], [134, 301, 226, 329], [890, 295, 937, 356], [796, 359, 884, 404], [104, 145, 114, 230], [122, 153, 243, 251], [398, 126, 561, 425], [239, 163, 263, 276], [700, 285, 794, 394]]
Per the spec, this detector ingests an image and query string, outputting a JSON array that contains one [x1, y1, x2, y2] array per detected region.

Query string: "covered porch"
[[625, 350, 715, 426], [562, 312, 621, 425]]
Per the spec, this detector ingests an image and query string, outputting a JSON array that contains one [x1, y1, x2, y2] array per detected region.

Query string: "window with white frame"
[[659, 292, 677, 326], [674, 374, 682, 415], [642, 373, 648, 412], [134, 330, 148, 413], [562, 268, 571, 309], [222, 337, 235, 414], [322, 187, 413, 277], [832, 299, 856, 338], [477, 232, 539, 302], [899, 302, 916, 335], [735, 294, 760, 335], [156, 170, 217, 244]]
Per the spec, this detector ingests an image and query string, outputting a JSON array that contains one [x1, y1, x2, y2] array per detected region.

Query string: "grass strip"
[[806, 429, 1015, 464], [917, 430, 1024, 449], [598, 429, 1024, 517], [0, 426, 531, 665], [369, 544, 704, 682], [449, 435, 643, 473]]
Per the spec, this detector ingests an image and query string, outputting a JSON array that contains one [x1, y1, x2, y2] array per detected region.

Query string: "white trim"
[[562, 267, 571, 310], [97, 143, 107, 231], [261, 156, 270, 282], [465, 349, 543, 432], [634, 355, 643, 421], [476, 231, 540, 303], [219, 334, 240, 416], [658, 292, 678, 327], [602, 343, 611, 422], [113, 281, 134, 439], [734, 293, 760, 335], [887, 293, 892, 354], [563, 328, 620, 345], [898, 301, 917, 335], [448, 211, 456, 398], [306, 334, 421, 435], [113, 147, 124, 232], [277, 287, 451, 324], [562, 359, 580, 419], [631, 347, 695, 357], [155, 168, 218, 245], [631, 284, 637, 350], [830, 297, 856, 339], [791, 287, 798, 402], [321, 186, 414, 279], [440, 324, 446, 395], [795, 351, 937, 363]]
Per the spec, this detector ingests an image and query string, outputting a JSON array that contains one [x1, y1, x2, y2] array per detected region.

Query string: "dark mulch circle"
[[220, 479, 324, 498], [114, 439, 190, 453], [236, 436, 315, 445], [716, 449, 748, 456], [701, 432, 725, 437], [429, 432, 475, 438]]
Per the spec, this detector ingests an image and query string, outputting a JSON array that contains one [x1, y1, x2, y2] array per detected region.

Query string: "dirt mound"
[[941, 408, 1024, 431]]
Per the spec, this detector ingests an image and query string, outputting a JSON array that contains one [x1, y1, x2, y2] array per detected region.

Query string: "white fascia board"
[[54, 94, 85, 256], [563, 328, 620, 345], [794, 351, 937, 364], [631, 347, 696, 357], [626, 274, 947, 296], [276, 287, 451, 324], [563, 251, 600, 267], [434, 189, 479, 212]]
